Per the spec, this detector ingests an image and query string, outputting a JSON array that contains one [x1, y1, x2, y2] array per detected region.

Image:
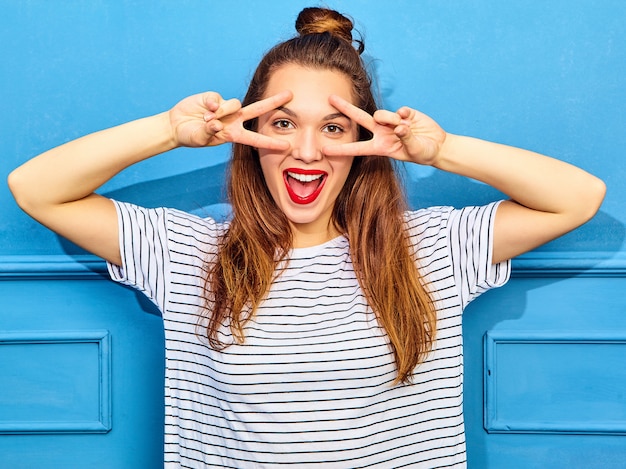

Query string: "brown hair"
[[203, 7, 436, 384]]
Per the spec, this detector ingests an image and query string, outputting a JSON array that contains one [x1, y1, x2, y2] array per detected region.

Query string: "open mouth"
[[283, 168, 327, 205]]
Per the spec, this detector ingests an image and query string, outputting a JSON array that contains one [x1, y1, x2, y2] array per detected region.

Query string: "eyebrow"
[[276, 106, 350, 122]]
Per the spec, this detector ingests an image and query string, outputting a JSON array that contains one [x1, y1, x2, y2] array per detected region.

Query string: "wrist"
[[431, 132, 459, 172], [157, 111, 180, 151], [110, 112, 180, 165]]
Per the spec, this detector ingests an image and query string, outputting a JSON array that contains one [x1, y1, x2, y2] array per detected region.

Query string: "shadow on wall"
[[404, 166, 625, 255], [58, 158, 625, 259], [103, 162, 231, 217]]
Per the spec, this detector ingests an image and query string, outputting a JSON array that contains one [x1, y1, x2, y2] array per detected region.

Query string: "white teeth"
[[287, 171, 323, 182]]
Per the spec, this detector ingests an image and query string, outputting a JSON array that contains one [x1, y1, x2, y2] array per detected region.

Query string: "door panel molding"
[[0, 330, 112, 434], [484, 330, 626, 434], [2, 252, 625, 278]]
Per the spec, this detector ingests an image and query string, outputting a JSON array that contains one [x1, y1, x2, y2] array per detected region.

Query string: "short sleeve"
[[447, 201, 511, 308], [107, 201, 171, 311]]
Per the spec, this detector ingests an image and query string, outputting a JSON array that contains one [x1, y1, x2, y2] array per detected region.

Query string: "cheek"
[[258, 152, 283, 188], [332, 156, 355, 183], [258, 152, 272, 179]]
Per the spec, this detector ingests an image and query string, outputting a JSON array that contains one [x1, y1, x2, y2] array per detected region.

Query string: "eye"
[[323, 124, 344, 134], [272, 119, 295, 131]]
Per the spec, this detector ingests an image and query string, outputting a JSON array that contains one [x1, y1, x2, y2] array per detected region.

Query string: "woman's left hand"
[[322, 95, 447, 165]]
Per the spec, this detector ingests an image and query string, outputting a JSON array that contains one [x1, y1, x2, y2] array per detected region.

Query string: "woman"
[[8, 7, 605, 468]]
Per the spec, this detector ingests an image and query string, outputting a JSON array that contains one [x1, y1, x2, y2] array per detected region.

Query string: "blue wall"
[[2, 1, 625, 468]]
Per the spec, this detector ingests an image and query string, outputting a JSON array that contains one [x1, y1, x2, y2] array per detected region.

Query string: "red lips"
[[283, 168, 327, 205]]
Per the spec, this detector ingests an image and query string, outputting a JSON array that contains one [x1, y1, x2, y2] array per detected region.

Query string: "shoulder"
[[402, 207, 455, 268], [403, 202, 504, 260], [404, 202, 503, 237], [112, 200, 228, 247], [166, 207, 229, 237], [403, 206, 455, 240]]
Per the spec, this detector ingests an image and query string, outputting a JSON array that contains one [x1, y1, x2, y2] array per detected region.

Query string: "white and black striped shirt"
[[108, 201, 510, 468]]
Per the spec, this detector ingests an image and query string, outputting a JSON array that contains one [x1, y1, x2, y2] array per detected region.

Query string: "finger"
[[394, 123, 422, 156], [322, 141, 374, 157], [396, 106, 413, 120], [208, 120, 224, 134], [240, 90, 293, 121], [214, 98, 243, 120], [202, 92, 222, 112], [237, 130, 290, 151], [203, 111, 216, 122], [328, 95, 375, 131], [373, 109, 402, 127]]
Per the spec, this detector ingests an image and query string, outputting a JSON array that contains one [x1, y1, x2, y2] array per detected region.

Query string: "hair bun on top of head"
[[295, 7, 364, 54]]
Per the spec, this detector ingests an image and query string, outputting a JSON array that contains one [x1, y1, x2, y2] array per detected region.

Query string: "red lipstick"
[[283, 168, 327, 205]]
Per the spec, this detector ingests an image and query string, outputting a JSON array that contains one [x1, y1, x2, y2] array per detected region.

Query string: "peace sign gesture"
[[322, 95, 447, 166], [169, 90, 293, 151]]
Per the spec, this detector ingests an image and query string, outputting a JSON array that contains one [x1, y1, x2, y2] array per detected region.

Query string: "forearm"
[[9, 111, 176, 211], [434, 134, 605, 220]]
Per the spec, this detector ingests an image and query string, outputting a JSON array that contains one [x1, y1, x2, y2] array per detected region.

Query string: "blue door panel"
[[1, 330, 110, 434], [0, 278, 164, 469], [464, 274, 626, 468]]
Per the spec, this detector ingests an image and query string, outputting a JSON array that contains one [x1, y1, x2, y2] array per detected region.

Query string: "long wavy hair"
[[203, 7, 436, 384]]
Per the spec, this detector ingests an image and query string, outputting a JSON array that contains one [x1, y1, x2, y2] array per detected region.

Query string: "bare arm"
[[8, 91, 292, 266], [8, 112, 176, 266], [324, 95, 606, 263], [433, 135, 606, 263]]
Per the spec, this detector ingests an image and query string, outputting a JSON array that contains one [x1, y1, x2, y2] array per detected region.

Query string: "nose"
[[291, 129, 322, 163]]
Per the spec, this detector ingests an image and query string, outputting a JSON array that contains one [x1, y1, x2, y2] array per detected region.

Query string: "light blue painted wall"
[[1, 1, 625, 467], [3, 0, 624, 257]]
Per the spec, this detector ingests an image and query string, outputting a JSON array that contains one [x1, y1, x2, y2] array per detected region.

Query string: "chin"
[[280, 200, 333, 228]]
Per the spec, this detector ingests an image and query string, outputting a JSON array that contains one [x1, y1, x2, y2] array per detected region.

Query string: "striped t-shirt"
[[108, 201, 510, 468]]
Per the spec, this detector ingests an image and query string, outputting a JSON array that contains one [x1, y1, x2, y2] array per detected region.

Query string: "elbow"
[[7, 167, 39, 215], [7, 168, 25, 208], [578, 175, 606, 225]]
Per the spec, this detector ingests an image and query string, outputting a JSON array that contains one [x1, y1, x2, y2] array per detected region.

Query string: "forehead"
[[264, 64, 356, 105]]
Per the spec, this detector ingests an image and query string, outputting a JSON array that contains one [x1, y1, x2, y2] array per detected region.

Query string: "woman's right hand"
[[8, 89, 294, 267], [169, 90, 293, 150]]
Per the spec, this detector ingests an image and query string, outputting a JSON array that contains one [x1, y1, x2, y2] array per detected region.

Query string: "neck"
[[290, 220, 342, 248]]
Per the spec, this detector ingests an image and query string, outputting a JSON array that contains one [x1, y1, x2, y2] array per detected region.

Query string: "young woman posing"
[[8, 7, 605, 468]]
